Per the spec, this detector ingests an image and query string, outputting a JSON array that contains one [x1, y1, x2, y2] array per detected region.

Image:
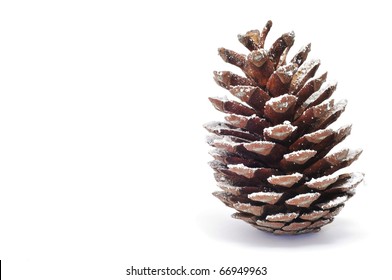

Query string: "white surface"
[[0, 0, 389, 279]]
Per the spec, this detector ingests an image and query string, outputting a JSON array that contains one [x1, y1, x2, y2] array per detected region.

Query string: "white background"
[[0, 0, 390, 279]]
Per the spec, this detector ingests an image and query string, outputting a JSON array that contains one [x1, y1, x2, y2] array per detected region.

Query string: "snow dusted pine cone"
[[205, 21, 364, 235]]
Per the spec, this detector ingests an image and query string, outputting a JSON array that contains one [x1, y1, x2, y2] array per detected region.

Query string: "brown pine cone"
[[205, 20, 364, 235]]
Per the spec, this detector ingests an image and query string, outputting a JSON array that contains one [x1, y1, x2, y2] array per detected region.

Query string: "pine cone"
[[205, 20, 364, 235]]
